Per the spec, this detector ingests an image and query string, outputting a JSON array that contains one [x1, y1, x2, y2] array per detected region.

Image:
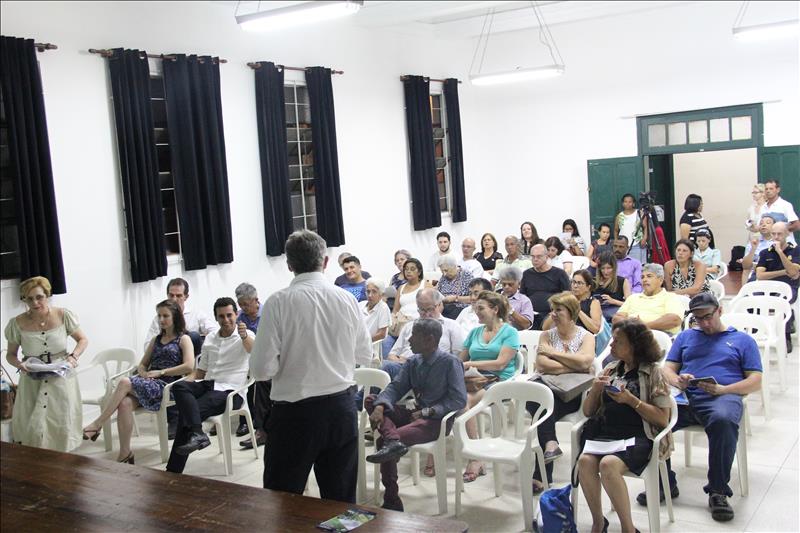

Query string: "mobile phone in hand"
[[688, 376, 718, 386], [604, 385, 621, 393]]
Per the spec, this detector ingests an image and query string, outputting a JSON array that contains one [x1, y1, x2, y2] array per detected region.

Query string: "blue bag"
[[533, 483, 578, 533], [594, 317, 613, 356]]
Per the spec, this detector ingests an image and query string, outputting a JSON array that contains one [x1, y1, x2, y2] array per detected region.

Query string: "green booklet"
[[317, 508, 377, 532]]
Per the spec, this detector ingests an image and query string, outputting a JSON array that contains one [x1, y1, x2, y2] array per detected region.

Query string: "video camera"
[[639, 190, 657, 210]]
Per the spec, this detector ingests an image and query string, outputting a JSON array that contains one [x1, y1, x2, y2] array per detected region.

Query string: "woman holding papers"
[[577, 318, 672, 533]]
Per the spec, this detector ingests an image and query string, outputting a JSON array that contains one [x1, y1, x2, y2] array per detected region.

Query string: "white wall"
[[1, 1, 798, 371]]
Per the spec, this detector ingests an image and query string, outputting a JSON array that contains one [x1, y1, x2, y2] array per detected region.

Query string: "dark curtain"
[[305, 66, 345, 246], [108, 48, 167, 282], [163, 54, 233, 270], [443, 78, 467, 223], [254, 62, 292, 256], [0, 36, 66, 293], [403, 75, 440, 230]]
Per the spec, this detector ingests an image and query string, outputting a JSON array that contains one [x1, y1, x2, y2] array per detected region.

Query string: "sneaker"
[[366, 440, 409, 464], [636, 484, 679, 506], [175, 431, 211, 456], [709, 493, 734, 522]]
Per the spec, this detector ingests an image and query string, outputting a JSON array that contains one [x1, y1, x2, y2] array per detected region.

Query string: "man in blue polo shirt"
[[637, 293, 762, 522], [756, 221, 800, 353]]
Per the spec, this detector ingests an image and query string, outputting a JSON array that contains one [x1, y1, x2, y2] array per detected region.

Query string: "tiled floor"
[[73, 345, 799, 533]]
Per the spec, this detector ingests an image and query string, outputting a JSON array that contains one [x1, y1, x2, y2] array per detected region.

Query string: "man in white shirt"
[[759, 179, 799, 244], [143, 278, 218, 354], [456, 278, 493, 332], [492, 236, 533, 284], [166, 297, 254, 473], [458, 238, 485, 279], [250, 230, 372, 503], [428, 231, 459, 271]]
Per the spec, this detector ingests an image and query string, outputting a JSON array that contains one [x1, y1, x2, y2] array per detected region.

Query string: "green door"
[[759, 145, 800, 240], [587, 157, 645, 239]]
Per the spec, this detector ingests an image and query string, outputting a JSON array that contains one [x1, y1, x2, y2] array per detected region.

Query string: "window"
[[431, 93, 452, 213], [149, 69, 181, 256], [0, 84, 21, 279], [285, 82, 317, 231]]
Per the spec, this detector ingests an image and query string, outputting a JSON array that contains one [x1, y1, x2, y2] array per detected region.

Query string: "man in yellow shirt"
[[613, 263, 684, 334]]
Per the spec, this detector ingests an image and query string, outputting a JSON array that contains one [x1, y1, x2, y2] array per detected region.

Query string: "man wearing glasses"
[[637, 293, 762, 523]]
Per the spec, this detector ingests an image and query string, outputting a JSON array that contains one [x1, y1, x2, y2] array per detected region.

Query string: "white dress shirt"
[[198, 329, 253, 392], [144, 305, 219, 351], [359, 299, 391, 338], [250, 272, 373, 402], [456, 305, 480, 332], [458, 257, 485, 279], [388, 316, 467, 358]]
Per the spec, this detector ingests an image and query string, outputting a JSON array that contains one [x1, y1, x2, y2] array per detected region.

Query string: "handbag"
[[1, 365, 17, 420], [388, 312, 412, 337], [594, 317, 613, 357], [464, 373, 498, 393], [539, 372, 595, 403]]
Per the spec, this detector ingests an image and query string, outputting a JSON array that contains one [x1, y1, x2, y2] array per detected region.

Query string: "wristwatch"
[[421, 407, 433, 418]]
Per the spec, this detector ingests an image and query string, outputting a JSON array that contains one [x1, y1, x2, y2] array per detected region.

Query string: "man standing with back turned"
[[250, 230, 373, 503]]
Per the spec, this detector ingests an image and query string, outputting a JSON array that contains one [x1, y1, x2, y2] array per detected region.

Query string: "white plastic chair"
[[675, 294, 691, 313], [354, 367, 391, 504], [650, 330, 673, 363], [77, 348, 139, 451], [708, 279, 726, 300], [570, 256, 591, 272], [371, 340, 383, 368], [204, 377, 258, 475], [408, 409, 461, 514], [572, 396, 678, 533], [721, 312, 774, 418], [730, 296, 791, 391], [477, 351, 525, 437], [517, 330, 542, 375], [454, 381, 554, 532], [424, 271, 442, 284], [716, 262, 728, 281], [733, 280, 793, 303]]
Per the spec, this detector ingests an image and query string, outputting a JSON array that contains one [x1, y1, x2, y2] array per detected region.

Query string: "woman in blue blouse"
[[459, 290, 519, 482]]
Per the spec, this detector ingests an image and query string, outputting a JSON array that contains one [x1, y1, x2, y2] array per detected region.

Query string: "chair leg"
[[373, 462, 381, 505], [454, 448, 464, 516], [684, 433, 692, 467], [645, 464, 661, 533], [738, 428, 749, 496], [493, 461, 503, 497], [660, 461, 675, 523], [535, 448, 549, 491], [132, 411, 140, 437], [411, 450, 420, 486], [102, 420, 113, 452], [221, 415, 232, 476], [243, 409, 258, 459], [520, 455, 535, 532], [157, 409, 169, 463], [761, 369, 771, 421], [433, 445, 448, 514], [357, 416, 366, 503]]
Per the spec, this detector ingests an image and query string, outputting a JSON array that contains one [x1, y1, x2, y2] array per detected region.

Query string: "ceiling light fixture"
[[732, 2, 799, 41], [469, 1, 565, 86], [236, 1, 363, 32]]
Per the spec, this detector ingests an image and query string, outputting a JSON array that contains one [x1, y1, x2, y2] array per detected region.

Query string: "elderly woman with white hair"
[[360, 278, 391, 342], [436, 255, 474, 320], [497, 266, 534, 331]]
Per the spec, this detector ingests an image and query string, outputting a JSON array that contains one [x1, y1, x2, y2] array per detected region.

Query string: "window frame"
[[284, 80, 317, 232], [430, 90, 453, 215]]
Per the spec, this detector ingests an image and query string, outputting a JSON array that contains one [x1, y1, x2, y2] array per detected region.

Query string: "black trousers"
[[240, 380, 272, 430], [263, 386, 358, 503], [166, 380, 241, 473], [526, 393, 582, 483]]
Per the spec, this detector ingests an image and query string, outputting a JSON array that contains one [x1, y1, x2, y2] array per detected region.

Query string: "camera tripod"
[[640, 206, 667, 264]]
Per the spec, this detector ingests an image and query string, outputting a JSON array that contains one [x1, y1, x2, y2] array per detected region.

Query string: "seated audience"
[[144, 277, 218, 354], [4, 276, 88, 452], [492, 236, 533, 284], [759, 179, 799, 243], [166, 297, 254, 472], [614, 263, 683, 335], [384, 258, 424, 354], [475, 232, 504, 273], [334, 251, 371, 286], [643, 293, 762, 522], [587, 222, 613, 271], [429, 231, 458, 271], [360, 278, 391, 342], [520, 244, 571, 330], [235, 282, 262, 332], [528, 291, 595, 491], [613, 237, 643, 293], [594, 251, 631, 321], [460, 291, 520, 482], [365, 319, 467, 512], [664, 239, 710, 296], [437, 255, 474, 320], [741, 212, 781, 281], [234, 282, 265, 445], [693, 229, 723, 279], [755, 221, 799, 353], [562, 218, 587, 256], [338, 255, 368, 302], [498, 266, 534, 331], [680, 193, 714, 247], [387, 249, 411, 310], [520, 221, 544, 255], [545, 236, 574, 275], [459, 237, 485, 279], [83, 300, 194, 463], [456, 278, 493, 331], [543, 270, 602, 337], [579, 319, 672, 533]]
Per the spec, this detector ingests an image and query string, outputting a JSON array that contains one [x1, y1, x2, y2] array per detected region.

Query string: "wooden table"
[[1, 443, 469, 532]]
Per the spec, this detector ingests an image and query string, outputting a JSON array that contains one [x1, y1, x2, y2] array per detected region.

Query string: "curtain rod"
[[247, 62, 343, 74], [400, 75, 461, 84], [89, 48, 227, 64], [35, 43, 57, 52]]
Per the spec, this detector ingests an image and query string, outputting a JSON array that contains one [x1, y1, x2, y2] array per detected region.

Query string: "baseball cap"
[[689, 292, 719, 312]]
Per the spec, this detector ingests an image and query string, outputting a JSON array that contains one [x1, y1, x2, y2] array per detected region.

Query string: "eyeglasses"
[[417, 306, 438, 314], [571, 280, 586, 286], [693, 309, 717, 322], [24, 294, 47, 303]]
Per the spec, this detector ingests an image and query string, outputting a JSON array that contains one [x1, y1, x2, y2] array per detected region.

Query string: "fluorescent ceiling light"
[[236, 1, 362, 32], [470, 65, 565, 86], [733, 19, 799, 41]]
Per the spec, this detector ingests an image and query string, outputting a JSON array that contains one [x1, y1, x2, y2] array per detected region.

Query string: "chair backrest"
[[721, 312, 774, 343], [517, 330, 541, 374], [425, 270, 442, 283], [650, 330, 673, 363], [482, 381, 555, 440], [371, 340, 382, 359], [91, 348, 138, 382], [716, 262, 728, 280], [570, 256, 590, 271], [674, 294, 691, 313], [735, 280, 793, 302], [730, 295, 792, 329], [708, 279, 726, 300], [513, 350, 524, 377], [354, 368, 391, 410]]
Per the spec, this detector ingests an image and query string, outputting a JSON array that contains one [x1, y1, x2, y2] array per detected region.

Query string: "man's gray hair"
[[366, 277, 386, 294], [235, 282, 258, 301], [285, 230, 327, 274], [413, 318, 443, 343], [499, 265, 523, 283], [394, 249, 412, 260], [505, 235, 520, 245], [417, 287, 443, 304], [643, 263, 665, 278], [437, 255, 458, 268]]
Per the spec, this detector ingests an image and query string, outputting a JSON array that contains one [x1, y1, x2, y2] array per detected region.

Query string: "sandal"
[[82, 427, 101, 442], [462, 462, 486, 483], [533, 479, 545, 494], [423, 464, 436, 477], [118, 452, 135, 465]]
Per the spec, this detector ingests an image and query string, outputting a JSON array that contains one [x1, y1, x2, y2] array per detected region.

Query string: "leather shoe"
[[175, 431, 211, 456], [235, 422, 249, 437], [636, 484, 679, 506], [239, 430, 266, 450], [381, 498, 404, 512], [709, 493, 734, 521], [366, 440, 408, 464], [543, 446, 563, 463]]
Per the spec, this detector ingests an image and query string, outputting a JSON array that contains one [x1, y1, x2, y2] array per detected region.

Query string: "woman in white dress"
[[4, 276, 88, 452]]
